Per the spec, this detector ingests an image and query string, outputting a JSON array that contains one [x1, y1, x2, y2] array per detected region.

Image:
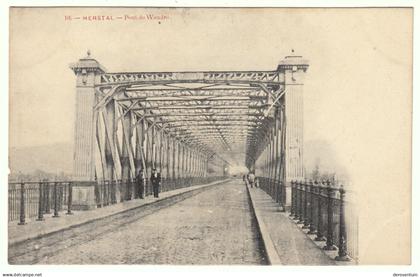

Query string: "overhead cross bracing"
[[90, 70, 285, 167]]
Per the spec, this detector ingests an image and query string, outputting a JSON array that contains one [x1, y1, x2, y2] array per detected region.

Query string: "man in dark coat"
[[151, 168, 161, 198], [136, 169, 145, 199]]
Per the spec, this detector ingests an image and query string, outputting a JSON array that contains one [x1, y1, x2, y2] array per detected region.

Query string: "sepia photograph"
[[2, 4, 416, 272]]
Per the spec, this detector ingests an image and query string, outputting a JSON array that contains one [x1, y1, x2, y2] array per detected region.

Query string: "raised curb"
[[285, 216, 356, 265], [245, 183, 282, 265], [9, 179, 230, 246]]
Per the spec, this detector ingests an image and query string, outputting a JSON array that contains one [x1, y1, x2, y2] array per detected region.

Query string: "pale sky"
[[10, 7, 412, 174], [8, 7, 413, 263]]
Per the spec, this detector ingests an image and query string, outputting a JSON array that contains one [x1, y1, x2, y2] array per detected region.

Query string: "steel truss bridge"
[[8, 54, 358, 264], [69, 52, 308, 209]]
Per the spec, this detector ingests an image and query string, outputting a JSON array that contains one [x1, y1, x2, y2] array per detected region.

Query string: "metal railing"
[[94, 176, 225, 207], [9, 176, 226, 224], [290, 179, 358, 262], [258, 177, 287, 211], [8, 181, 72, 224]]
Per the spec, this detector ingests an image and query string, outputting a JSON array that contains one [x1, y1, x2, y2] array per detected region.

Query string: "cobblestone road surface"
[[11, 180, 265, 265]]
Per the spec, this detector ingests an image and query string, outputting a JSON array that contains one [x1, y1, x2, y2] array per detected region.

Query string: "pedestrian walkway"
[[246, 185, 337, 265], [8, 179, 227, 246]]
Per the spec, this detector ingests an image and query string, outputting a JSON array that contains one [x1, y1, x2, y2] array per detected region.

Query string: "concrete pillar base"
[[71, 182, 97, 210]]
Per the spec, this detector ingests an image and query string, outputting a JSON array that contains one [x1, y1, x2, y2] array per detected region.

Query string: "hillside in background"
[[9, 142, 73, 175], [8, 140, 349, 181]]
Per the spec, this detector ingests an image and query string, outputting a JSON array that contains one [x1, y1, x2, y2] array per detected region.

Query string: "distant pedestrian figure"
[[255, 178, 259, 188], [136, 169, 145, 199], [248, 172, 255, 188], [151, 168, 161, 198]]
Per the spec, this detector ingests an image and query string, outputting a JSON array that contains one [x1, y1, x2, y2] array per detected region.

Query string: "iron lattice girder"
[[99, 71, 282, 86], [121, 89, 268, 98], [130, 105, 266, 110], [118, 96, 266, 102], [95, 70, 286, 162], [140, 112, 265, 118], [171, 128, 255, 136], [165, 121, 260, 127], [162, 118, 261, 124], [173, 131, 255, 137]]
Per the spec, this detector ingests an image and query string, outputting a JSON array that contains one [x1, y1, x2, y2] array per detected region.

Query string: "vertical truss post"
[[270, 130, 275, 197], [172, 139, 176, 182], [120, 108, 133, 201], [166, 135, 171, 183], [181, 144, 185, 181], [160, 130, 164, 174], [160, 132, 165, 177], [184, 145, 189, 180], [274, 110, 281, 203], [186, 145, 190, 181], [144, 120, 150, 178], [186, 146, 190, 180], [177, 141, 181, 183], [193, 150, 198, 178], [198, 154, 202, 178], [140, 118, 147, 172], [204, 157, 208, 178], [151, 124, 156, 170], [103, 102, 117, 181], [156, 128, 161, 172], [190, 149, 194, 179], [188, 148, 192, 179], [134, 117, 143, 173]]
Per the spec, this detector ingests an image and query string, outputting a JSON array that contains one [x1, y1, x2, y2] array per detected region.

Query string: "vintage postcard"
[[5, 6, 413, 268]]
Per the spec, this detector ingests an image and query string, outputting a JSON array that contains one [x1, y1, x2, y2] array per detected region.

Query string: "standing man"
[[151, 168, 161, 198], [248, 171, 255, 188], [136, 168, 145, 199]]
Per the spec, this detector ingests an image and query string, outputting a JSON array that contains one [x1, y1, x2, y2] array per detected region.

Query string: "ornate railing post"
[[279, 181, 286, 212], [45, 182, 51, 214], [95, 181, 101, 208], [129, 178, 134, 200], [18, 182, 26, 225], [298, 181, 305, 224], [335, 185, 351, 261], [289, 181, 295, 217], [37, 182, 44, 221], [53, 182, 60, 218], [303, 180, 310, 229], [66, 182, 73, 215], [308, 180, 317, 234], [111, 179, 116, 204], [323, 180, 336, 250], [315, 180, 326, 241], [133, 177, 138, 199], [293, 181, 300, 220], [106, 180, 110, 205]]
